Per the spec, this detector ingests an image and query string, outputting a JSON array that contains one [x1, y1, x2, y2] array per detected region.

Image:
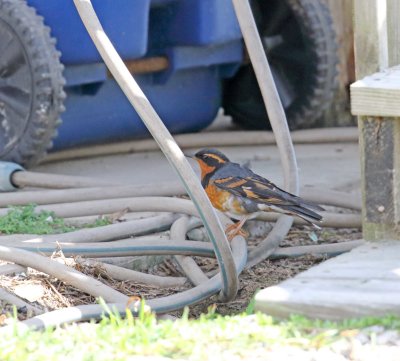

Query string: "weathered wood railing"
[[351, 0, 400, 240]]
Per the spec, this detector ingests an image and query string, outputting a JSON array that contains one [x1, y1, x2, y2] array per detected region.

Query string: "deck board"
[[254, 241, 400, 320]]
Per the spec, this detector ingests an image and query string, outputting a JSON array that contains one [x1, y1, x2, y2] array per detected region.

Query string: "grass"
[[1, 303, 399, 361], [0, 204, 110, 235]]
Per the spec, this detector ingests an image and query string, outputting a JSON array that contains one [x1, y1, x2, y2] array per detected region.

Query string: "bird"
[[189, 148, 324, 240]]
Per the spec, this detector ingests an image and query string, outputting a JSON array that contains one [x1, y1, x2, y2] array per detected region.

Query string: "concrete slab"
[[254, 241, 400, 320]]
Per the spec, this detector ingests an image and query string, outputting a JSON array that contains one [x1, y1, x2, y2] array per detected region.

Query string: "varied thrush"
[[189, 148, 324, 240]]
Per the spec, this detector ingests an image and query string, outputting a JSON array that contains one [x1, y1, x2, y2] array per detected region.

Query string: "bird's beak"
[[184, 153, 195, 159]]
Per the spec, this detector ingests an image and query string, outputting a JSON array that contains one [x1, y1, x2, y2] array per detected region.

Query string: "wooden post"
[[352, 0, 400, 240], [323, 0, 355, 127]]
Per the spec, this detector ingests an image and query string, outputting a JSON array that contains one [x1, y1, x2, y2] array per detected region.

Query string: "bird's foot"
[[225, 222, 249, 241]]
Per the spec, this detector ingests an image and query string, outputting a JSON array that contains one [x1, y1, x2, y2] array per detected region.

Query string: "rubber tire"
[[0, 0, 65, 167], [223, 0, 338, 130]]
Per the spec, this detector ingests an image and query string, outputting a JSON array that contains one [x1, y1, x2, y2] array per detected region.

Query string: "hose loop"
[[0, 161, 24, 192], [72, 0, 239, 301]]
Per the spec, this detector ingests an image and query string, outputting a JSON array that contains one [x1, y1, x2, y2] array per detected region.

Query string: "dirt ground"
[[0, 224, 362, 320]]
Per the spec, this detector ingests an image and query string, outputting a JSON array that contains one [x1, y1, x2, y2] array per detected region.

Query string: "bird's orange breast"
[[205, 182, 245, 214]]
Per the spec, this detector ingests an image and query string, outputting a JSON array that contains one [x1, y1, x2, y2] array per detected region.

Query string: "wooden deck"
[[254, 241, 400, 320]]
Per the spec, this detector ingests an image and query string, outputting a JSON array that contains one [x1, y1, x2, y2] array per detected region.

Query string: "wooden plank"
[[322, 0, 355, 127], [298, 267, 400, 280], [298, 265, 400, 279], [359, 118, 400, 240], [287, 279, 400, 293], [387, 0, 400, 66], [254, 242, 400, 320], [255, 284, 400, 320], [351, 66, 400, 116], [352, 0, 400, 240], [353, 0, 387, 79]]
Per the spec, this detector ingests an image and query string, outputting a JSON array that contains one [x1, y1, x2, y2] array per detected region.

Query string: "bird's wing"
[[212, 168, 298, 207], [212, 166, 323, 211]]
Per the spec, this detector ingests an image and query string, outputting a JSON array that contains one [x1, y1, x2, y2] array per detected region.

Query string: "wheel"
[[0, 0, 65, 167], [223, 0, 338, 130]]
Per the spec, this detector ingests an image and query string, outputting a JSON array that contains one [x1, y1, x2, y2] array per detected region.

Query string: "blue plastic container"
[[56, 69, 221, 149], [167, 0, 242, 46], [27, 0, 150, 64], [26, 0, 243, 149]]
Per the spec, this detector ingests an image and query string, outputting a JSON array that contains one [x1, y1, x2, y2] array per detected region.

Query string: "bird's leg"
[[225, 215, 251, 241]]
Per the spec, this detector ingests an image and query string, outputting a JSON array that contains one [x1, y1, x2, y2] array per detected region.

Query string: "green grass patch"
[[0, 204, 110, 235], [1, 306, 399, 361]]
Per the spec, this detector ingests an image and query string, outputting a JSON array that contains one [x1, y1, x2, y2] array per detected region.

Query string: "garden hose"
[[1, 214, 179, 244], [0, 264, 26, 275], [171, 216, 210, 286], [78, 259, 187, 288], [72, 0, 239, 303], [0, 239, 218, 258], [41, 127, 358, 164], [0, 246, 128, 303], [0, 0, 362, 331], [11, 170, 121, 189], [0, 180, 361, 211], [0, 288, 42, 316], [232, 0, 299, 267], [0, 196, 360, 228]]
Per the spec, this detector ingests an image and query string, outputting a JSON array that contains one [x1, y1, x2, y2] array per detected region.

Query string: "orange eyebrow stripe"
[[207, 154, 226, 163]]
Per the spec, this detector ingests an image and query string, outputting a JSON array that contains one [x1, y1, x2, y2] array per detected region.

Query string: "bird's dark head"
[[191, 148, 230, 175]]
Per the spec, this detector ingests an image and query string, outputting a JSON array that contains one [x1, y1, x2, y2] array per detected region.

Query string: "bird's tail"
[[281, 204, 323, 228], [294, 197, 325, 212]]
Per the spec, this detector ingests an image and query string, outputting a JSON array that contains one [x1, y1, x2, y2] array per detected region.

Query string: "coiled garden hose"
[[72, 0, 239, 303], [232, 0, 298, 268], [171, 216, 210, 286], [40, 127, 358, 165], [11, 170, 121, 189], [0, 0, 361, 331], [0, 214, 179, 244], [76, 0, 300, 274], [0, 246, 128, 303]]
